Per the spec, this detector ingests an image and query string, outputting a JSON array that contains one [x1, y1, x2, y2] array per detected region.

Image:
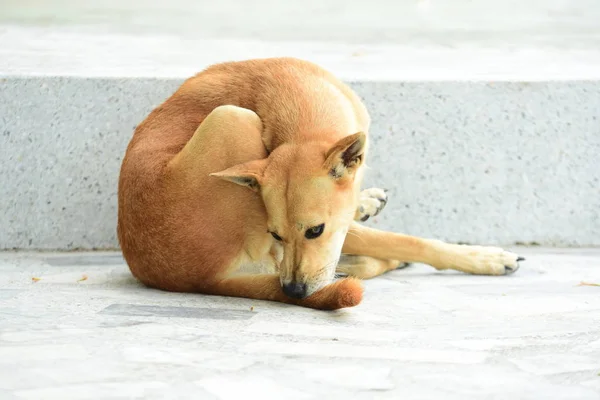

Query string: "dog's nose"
[[282, 282, 308, 299]]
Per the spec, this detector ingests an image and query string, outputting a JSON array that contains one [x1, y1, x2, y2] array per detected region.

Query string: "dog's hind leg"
[[343, 222, 524, 276], [336, 255, 409, 279]]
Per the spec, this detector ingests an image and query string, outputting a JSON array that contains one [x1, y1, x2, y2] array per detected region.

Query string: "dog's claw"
[[516, 256, 525, 262], [504, 264, 519, 275], [396, 262, 412, 269]]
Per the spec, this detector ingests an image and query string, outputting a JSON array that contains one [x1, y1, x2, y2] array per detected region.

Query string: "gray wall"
[[1, 78, 598, 249]]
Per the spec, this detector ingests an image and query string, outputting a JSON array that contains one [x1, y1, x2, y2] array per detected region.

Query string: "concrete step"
[[1, 20, 599, 249]]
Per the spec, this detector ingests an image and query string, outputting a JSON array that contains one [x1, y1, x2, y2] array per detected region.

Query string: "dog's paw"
[[451, 245, 524, 276], [355, 188, 388, 222]]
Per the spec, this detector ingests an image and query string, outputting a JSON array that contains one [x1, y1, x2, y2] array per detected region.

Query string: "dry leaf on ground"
[[577, 281, 600, 287]]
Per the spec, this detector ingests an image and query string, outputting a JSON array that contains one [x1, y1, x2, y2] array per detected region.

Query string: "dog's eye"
[[270, 232, 283, 241], [305, 224, 325, 239]]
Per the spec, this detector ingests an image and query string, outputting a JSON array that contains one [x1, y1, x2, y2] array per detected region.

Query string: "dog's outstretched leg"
[[354, 188, 388, 222], [343, 222, 523, 275]]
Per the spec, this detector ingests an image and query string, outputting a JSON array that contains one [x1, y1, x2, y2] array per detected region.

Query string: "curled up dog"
[[117, 57, 524, 310]]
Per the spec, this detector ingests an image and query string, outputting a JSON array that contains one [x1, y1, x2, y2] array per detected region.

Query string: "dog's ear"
[[324, 132, 366, 179], [210, 159, 266, 192]]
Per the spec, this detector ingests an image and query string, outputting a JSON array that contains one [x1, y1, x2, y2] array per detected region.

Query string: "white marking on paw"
[[356, 188, 388, 222], [444, 245, 522, 276]]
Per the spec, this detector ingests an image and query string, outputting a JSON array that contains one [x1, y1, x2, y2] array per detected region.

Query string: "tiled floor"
[[0, 249, 599, 399]]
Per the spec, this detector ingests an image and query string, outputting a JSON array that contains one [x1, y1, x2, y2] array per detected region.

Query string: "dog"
[[117, 57, 523, 310]]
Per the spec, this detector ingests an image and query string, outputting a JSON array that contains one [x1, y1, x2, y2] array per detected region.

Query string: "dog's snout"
[[282, 282, 308, 299]]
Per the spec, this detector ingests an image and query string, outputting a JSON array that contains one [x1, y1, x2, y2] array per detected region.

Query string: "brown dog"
[[117, 57, 523, 310]]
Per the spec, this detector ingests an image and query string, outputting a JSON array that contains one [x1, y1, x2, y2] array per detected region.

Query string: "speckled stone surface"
[[0, 249, 599, 399], [1, 78, 598, 249], [0, 78, 180, 249], [358, 81, 600, 246]]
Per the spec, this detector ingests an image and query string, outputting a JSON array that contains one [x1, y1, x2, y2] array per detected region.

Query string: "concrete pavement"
[[0, 249, 599, 399]]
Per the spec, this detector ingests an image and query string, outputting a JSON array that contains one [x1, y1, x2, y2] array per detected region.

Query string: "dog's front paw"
[[355, 188, 388, 222], [448, 245, 524, 276]]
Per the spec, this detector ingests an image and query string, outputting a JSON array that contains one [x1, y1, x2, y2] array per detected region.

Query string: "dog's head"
[[211, 132, 366, 299]]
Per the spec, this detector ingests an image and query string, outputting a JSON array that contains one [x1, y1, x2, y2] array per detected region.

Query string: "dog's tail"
[[202, 274, 363, 310]]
